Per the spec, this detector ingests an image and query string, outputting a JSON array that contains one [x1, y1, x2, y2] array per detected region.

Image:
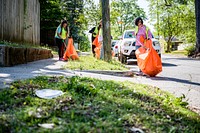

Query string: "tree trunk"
[[166, 41, 171, 53], [101, 0, 112, 61], [195, 0, 200, 53], [166, 37, 172, 52]]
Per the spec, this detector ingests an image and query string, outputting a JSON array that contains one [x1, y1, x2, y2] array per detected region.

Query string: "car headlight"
[[123, 41, 131, 46], [153, 41, 160, 46]]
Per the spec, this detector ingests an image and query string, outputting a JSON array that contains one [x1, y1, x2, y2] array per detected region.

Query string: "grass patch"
[[64, 56, 128, 71], [0, 40, 57, 54], [185, 44, 196, 56], [0, 40, 44, 48], [0, 76, 199, 133], [0, 40, 59, 55], [170, 50, 187, 56]]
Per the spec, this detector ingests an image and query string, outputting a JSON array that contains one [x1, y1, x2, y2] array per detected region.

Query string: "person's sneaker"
[[59, 58, 64, 61], [136, 72, 150, 77], [142, 73, 149, 77], [63, 59, 68, 62], [135, 71, 143, 76]]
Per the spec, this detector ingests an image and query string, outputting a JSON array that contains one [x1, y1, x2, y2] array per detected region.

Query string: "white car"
[[111, 40, 118, 50], [118, 38, 161, 63], [113, 40, 122, 56]]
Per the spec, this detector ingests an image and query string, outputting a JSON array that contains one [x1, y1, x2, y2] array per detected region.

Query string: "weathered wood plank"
[[0, 0, 40, 44], [0, 0, 3, 40]]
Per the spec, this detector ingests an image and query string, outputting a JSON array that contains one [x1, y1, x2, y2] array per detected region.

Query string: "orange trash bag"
[[135, 39, 162, 77], [94, 46, 101, 59], [93, 35, 99, 46], [63, 38, 79, 60], [112, 50, 115, 57], [93, 35, 101, 59]]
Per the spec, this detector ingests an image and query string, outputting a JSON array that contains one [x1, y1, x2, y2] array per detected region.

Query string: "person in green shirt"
[[55, 20, 68, 61]]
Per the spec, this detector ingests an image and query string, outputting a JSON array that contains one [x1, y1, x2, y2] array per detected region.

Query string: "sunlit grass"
[[170, 50, 187, 56], [0, 40, 56, 53], [65, 55, 128, 71]]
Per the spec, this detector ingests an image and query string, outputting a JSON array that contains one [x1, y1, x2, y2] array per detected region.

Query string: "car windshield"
[[124, 31, 135, 39]]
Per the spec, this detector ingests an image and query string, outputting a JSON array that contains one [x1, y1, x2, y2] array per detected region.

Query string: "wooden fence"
[[0, 0, 40, 44]]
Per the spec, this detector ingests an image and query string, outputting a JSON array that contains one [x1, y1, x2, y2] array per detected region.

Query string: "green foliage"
[[62, 0, 90, 50], [83, 0, 102, 26], [0, 40, 50, 49], [147, 0, 195, 51], [0, 76, 200, 132], [67, 76, 98, 96], [170, 50, 187, 56], [82, 0, 146, 40], [165, 0, 189, 5], [80, 0, 102, 51], [78, 32, 90, 52], [40, 0, 64, 29], [40, 0, 91, 51], [185, 44, 196, 56], [110, 0, 146, 39]]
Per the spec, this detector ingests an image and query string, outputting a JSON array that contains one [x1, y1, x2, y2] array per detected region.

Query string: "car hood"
[[123, 38, 136, 41]]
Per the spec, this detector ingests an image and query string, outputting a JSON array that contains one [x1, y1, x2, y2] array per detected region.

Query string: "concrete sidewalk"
[[0, 56, 200, 114], [0, 58, 76, 88]]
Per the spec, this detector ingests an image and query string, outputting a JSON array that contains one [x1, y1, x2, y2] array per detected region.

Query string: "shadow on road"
[[150, 76, 200, 87], [126, 60, 177, 67], [127, 60, 137, 65], [162, 62, 177, 67], [163, 57, 200, 61]]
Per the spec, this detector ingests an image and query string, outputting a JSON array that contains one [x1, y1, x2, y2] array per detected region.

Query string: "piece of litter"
[[36, 89, 63, 99], [38, 123, 54, 129], [129, 127, 144, 133]]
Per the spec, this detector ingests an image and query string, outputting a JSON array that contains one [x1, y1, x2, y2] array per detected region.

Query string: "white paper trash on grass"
[[36, 89, 64, 99], [38, 123, 54, 129]]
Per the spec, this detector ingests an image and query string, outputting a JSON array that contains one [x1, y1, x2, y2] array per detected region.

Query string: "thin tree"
[[101, 0, 112, 61], [195, 0, 200, 53]]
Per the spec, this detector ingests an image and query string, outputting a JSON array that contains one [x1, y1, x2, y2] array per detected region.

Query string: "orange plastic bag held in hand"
[[93, 35, 101, 59], [112, 50, 115, 57], [135, 39, 162, 77], [93, 35, 101, 47], [63, 38, 79, 60], [94, 47, 101, 59]]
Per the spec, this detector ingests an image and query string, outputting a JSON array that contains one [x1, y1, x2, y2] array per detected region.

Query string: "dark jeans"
[[55, 38, 64, 58], [92, 45, 96, 57], [136, 45, 142, 72]]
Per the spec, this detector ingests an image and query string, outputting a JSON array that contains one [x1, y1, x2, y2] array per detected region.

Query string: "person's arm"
[[89, 27, 95, 33], [57, 27, 62, 38]]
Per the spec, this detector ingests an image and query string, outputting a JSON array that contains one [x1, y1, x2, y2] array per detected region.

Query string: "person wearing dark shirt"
[[89, 20, 102, 57]]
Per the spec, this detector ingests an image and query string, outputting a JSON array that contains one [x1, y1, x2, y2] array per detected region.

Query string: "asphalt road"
[[126, 54, 200, 110], [0, 54, 200, 113], [76, 54, 200, 112]]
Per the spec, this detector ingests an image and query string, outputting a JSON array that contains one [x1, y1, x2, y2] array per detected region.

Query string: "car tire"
[[120, 53, 127, 64], [118, 53, 120, 61]]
